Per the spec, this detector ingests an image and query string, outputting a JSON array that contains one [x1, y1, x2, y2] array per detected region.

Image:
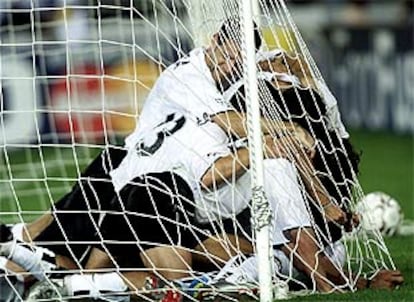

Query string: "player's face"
[[212, 39, 243, 91]]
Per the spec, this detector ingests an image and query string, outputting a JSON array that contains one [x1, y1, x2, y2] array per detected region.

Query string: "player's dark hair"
[[229, 80, 326, 122], [229, 80, 361, 244], [217, 17, 262, 51]]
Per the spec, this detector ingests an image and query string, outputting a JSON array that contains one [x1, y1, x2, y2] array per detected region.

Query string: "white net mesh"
[[0, 0, 396, 301]]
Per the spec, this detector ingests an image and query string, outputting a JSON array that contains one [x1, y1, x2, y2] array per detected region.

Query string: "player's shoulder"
[[164, 48, 207, 79]]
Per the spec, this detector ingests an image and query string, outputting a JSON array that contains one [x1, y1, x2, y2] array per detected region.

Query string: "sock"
[[0, 224, 56, 281], [65, 273, 128, 299], [214, 254, 259, 284], [11, 223, 25, 242], [2, 240, 56, 281], [273, 248, 299, 278]]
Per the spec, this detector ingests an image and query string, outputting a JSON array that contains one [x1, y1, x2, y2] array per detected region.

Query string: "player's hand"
[[291, 124, 316, 159], [283, 52, 315, 88], [324, 202, 347, 225], [263, 135, 290, 159], [257, 51, 315, 89], [344, 213, 361, 232], [369, 270, 404, 290]]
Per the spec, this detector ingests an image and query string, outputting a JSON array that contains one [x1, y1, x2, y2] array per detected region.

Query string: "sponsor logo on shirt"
[[196, 112, 211, 126]]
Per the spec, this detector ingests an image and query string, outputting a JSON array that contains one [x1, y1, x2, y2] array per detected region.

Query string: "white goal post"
[[0, 1, 397, 301]]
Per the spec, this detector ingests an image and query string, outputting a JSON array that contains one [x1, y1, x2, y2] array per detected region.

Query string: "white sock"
[[2, 240, 56, 281], [65, 273, 128, 299], [214, 254, 259, 284], [0, 256, 7, 270], [11, 223, 25, 242], [273, 249, 298, 278]]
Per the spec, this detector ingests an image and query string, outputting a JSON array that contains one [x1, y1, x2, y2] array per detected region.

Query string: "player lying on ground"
[[0, 153, 249, 300], [2, 20, 401, 300], [0, 56, 340, 302], [210, 75, 403, 293], [0, 48, 322, 285], [0, 39, 336, 300], [0, 117, 306, 301], [0, 93, 402, 300], [0, 18, 263, 300], [0, 16, 263, 290]]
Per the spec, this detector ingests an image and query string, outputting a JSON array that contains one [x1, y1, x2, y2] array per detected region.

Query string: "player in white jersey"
[[1, 19, 268, 300], [0, 21, 349, 300], [65, 23, 346, 297], [190, 72, 405, 294]]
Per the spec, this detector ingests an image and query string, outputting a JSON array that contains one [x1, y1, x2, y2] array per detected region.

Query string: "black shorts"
[[209, 206, 253, 241], [34, 147, 126, 261], [99, 172, 209, 268]]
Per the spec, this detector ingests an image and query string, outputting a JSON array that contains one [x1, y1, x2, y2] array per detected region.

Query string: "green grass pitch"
[[0, 129, 412, 301]]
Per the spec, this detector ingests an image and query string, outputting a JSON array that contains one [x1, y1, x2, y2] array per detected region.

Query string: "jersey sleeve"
[[192, 125, 231, 180], [317, 80, 350, 139]]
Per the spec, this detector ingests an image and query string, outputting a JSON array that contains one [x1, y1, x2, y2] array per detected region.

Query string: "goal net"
[[0, 0, 396, 301]]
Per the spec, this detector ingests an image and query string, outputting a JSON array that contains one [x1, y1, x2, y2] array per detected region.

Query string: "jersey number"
[[135, 113, 186, 156]]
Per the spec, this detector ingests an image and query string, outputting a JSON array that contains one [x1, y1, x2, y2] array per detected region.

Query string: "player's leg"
[[12, 146, 126, 243], [31, 147, 126, 259], [55, 172, 198, 299], [0, 147, 127, 280], [27, 171, 195, 301], [262, 158, 335, 292], [0, 178, 110, 280], [126, 172, 196, 277], [192, 208, 254, 272]]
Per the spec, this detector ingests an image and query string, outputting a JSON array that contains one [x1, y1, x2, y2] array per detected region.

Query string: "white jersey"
[[111, 47, 234, 193], [111, 117, 230, 201], [124, 47, 231, 149]]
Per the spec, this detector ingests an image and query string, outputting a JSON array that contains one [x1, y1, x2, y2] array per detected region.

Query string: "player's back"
[[125, 47, 226, 149], [111, 115, 229, 193]]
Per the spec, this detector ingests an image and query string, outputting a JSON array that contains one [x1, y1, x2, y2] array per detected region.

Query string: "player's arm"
[[276, 135, 347, 225], [258, 50, 316, 89], [355, 270, 404, 290], [211, 111, 316, 158], [323, 264, 404, 291], [201, 135, 291, 189], [201, 147, 250, 189]]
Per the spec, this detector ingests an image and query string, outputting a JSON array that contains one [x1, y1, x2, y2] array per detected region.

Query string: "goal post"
[[240, 0, 274, 301], [0, 1, 398, 301]]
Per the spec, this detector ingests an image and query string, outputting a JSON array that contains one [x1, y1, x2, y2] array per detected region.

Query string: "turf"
[[350, 129, 414, 220]]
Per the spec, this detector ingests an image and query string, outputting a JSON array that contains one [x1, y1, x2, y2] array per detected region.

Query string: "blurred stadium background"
[[0, 0, 412, 300]]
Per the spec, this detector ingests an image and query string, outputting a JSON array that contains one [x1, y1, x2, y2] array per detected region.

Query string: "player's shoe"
[[199, 278, 259, 301], [26, 278, 68, 301], [144, 276, 183, 302]]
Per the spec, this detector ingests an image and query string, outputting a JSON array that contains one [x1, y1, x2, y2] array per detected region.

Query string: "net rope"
[[0, 0, 395, 301]]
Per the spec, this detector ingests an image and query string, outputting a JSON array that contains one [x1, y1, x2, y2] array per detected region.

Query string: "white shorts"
[[198, 158, 312, 246]]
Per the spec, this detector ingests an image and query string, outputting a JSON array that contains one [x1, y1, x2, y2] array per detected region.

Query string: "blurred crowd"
[[288, 0, 413, 26], [1, 1, 413, 26]]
